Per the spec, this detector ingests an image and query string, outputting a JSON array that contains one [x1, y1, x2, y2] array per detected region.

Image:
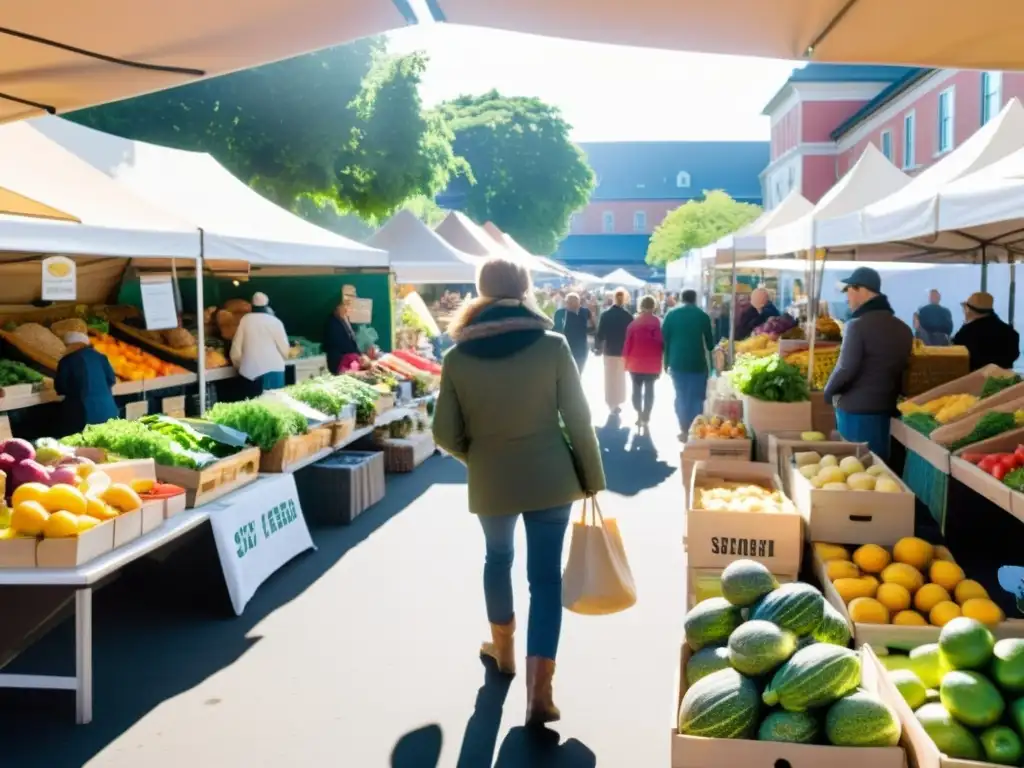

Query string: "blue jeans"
[[670, 370, 708, 432], [835, 408, 891, 461], [478, 504, 572, 659], [262, 370, 286, 391]]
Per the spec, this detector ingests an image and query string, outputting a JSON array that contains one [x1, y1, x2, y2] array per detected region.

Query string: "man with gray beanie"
[[823, 267, 912, 459]]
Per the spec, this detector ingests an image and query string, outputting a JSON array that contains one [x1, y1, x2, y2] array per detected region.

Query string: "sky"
[[386, 23, 801, 143]]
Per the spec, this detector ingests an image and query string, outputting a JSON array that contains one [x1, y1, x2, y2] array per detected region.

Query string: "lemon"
[[929, 601, 962, 627], [849, 597, 890, 624], [953, 579, 989, 605], [893, 537, 934, 570], [853, 543, 891, 574], [929, 561, 965, 592], [10, 500, 49, 537], [815, 542, 850, 562], [881, 562, 925, 593], [876, 583, 912, 613], [893, 610, 929, 626], [42, 510, 80, 539], [914, 583, 951, 614], [834, 577, 878, 603], [826, 560, 861, 581], [961, 598, 1005, 626]]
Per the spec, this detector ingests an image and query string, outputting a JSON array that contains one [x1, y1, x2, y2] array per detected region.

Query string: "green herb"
[[62, 419, 215, 468], [949, 411, 1017, 451], [205, 399, 308, 452], [902, 412, 940, 436], [1005, 467, 1024, 492], [981, 374, 1022, 398], [0, 359, 43, 386], [726, 354, 809, 403]]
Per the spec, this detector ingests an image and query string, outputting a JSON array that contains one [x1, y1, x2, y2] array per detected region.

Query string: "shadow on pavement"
[[596, 415, 675, 497], [0, 455, 466, 768]]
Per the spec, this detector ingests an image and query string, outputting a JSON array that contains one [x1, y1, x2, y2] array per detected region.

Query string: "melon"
[[727, 620, 796, 677], [980, 726, 1023, 766], [811, 601, 852, 646], [750, 583, 825, 636], [678, 668, 760, 738], [825, 690, 901, 747], [939, 670, 1005, 728], [757, 710, 819, 744], [720, 559, 778, 607], [916, 702, 983, 760], [686, 645, 731, 687], [909, 643, 951, 688], [889, 668, 927, 710], [993, 638, 1024, 693], [939, 617, 995, 670], [684, 597, 743, 650], [762, 644, 860, 712]]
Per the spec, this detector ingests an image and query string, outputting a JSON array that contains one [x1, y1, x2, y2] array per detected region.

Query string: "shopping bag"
[[561, 496, 637, 615]]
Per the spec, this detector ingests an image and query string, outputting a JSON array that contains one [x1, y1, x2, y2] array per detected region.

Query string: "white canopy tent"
[[818, 99, 1024, 259], [436, 212, 505, 257], [600, 268, 646, 289], [29, 116, 387, 269], [368, 210, 478, 284], [938, 148, 1024, 252], [0, 120, 200, 259], [700, 192, 815, 266], [766, 144, 910, 257], [481, 221, 563, 277]]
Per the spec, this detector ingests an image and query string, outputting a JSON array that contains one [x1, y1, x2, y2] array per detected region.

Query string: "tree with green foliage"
[[645, 190, 762, 266], [439, 91, 595, 255], [71, 40, 466, 221]]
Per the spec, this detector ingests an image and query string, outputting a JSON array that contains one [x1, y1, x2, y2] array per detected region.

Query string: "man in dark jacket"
[[553, 292, 593, 372], [953, 292, 1020, 371], [736, 287, 780, 340], [824, 267, 913, 459], [54, 332, 118, 436], [595, 288, 634, 412], [914, 289, 954, 345]]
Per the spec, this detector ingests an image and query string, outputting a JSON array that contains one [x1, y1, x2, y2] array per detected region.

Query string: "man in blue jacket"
[[54, 332, 118, 436]]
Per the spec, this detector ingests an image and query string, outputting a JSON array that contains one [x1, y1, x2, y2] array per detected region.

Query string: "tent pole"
[[981, 245, 989, 292], [196, 229, 207, 414], [728, 246, 737, 366], [1011, 255, 1017, 326], [806, 250, 817, 388]]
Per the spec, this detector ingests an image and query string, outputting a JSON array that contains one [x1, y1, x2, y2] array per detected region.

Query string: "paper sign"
[[207, 474, 315, 615], [348, 297, 372, 324], [41, 256, 76, 301], [125, 400, 149, 420], [161, 396, 186, 418], [139, 275, 178, 330]]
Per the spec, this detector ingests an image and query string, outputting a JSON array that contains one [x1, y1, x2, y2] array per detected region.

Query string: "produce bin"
[[295, 451, 385, 525], [741, 395, 812, 436]]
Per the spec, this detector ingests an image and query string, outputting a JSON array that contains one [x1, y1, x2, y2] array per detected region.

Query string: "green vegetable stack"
[[881, 618, 1024, 764], [981, 375, 1022, 399], [727, 354, 810, 403], [0, 359, 44, 387], [205, 399, 308, 452], [62, 418, 222, 468], [679, 559, 900, 748], [950, 411, 1017, 451], [904, 412, 940, 436]]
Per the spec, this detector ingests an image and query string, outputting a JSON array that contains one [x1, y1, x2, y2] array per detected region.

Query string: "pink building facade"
[[760, 65, 1024, 209]]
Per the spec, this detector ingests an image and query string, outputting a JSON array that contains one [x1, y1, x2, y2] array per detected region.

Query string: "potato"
[[823, 482, 849, 491], [819, 454, 839, 468], [794, 451, 821, 467], [798, 464, 820, 479], [816, 466, 847, 485], [847, 472, 876, 491], [839, 456, 866, 476]]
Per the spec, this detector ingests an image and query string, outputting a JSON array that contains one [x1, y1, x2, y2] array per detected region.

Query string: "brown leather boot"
[[480, 618, 516, 675], [525, 656, 561, 726]]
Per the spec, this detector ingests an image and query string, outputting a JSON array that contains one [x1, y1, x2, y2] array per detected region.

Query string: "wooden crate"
[[374, 393, 396, 417], [331, 416, 357, 447], [156, 447, 261, 508], [260, 427, 333, 473], [382, 432, 435, 472]]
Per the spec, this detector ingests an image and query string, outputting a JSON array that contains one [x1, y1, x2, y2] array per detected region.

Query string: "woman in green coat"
[[433, 256, 606, 726]]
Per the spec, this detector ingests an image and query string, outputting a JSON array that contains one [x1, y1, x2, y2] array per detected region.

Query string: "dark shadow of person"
[[391, 723, 443, 768], [455, 660, 514, 768], [494, 726, 596, 768]]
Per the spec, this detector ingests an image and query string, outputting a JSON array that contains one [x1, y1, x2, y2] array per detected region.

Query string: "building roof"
[[579, 141, 767, 202], [762, 63, 918, 116], [830, 68, 934, 139]]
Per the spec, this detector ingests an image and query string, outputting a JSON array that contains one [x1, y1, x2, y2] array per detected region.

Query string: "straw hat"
[[962, 292, 994, 313]]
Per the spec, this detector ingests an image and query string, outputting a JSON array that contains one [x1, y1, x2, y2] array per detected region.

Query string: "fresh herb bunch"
[[62, 419, 213, 468], [727, 354, 810, 403], [902, 411, 940, 436], [950, 411, 1017, 451], [1005, 467, 1024, 492], [286, 379, 351, 417], [138, 414, 237, 459], [981, 374, 1022, 399], [0, 359, 44, 386], [205, 399, 308, 452]]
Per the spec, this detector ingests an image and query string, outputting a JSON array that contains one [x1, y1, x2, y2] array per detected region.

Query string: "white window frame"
[[880, 130, 893, 161], [602, 211, 615, 233], [903, 110, 916, 169], [937, 88, 955, 155], [982, 71, 1003, 124], [633, 210, 646, 232], [676, 171, 691, 188]]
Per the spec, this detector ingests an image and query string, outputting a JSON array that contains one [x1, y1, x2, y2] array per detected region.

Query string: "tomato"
[[961, 453, 988, 465], [1014, 445, 1024, 464], [979, 455, 1000, 472], [993, 463, 1010, 481], [1001, 455, 1020, 471]]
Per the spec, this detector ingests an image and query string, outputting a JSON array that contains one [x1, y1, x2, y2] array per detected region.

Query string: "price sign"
[[140, 274, 178, 330], [41, 256, 76, 301]]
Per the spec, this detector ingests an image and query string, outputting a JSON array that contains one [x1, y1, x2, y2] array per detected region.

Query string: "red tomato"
[[1001, 455, 1020, 471], [994, 463, 1010, 481], [979, 455, 1000, 472], [1014, 445, 1024, 464], [961, 453, 987, 465]]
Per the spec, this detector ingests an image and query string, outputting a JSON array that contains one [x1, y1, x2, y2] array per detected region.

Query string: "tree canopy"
[[71, 39, 466, 221], [645, 190, 762, 266], [439, 91, 595, 255]]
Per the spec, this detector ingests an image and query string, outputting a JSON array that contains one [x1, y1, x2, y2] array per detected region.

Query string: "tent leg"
[[728, 247, 737, 366], [196, 231, 207, 414], [981, 246, 989, 292]]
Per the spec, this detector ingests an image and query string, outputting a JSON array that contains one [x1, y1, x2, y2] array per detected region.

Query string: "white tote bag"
[[561, 496, 637, 615]]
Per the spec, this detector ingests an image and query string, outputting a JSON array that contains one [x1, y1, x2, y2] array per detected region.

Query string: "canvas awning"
[[31, 116, 387, 269], [0, 119, 199, 258], [435, 212, 505, 257], [700, 191, 814, 266], [765, 144, 909, 256], [429, 1, 1024, 70], [600, 268, 646, 289], [0, 1, 410, 123], [368, 210, 478, 284], [481, 222, 563, 277], [817, 100, 1024, 261]]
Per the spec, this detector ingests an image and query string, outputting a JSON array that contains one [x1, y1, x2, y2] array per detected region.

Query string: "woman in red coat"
[[621, 295, 665, 429]]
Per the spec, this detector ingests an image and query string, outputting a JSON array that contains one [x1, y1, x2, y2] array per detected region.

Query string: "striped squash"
[[751, 583, 825, 636], [762, 644, 861, 712], [678, 668, 760, 739]]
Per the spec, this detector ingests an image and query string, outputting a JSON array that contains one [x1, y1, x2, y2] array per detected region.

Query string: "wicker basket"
[[903, 348, 971, 397]]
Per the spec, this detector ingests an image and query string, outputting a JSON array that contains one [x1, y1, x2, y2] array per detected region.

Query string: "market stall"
[[368, 209, 479, 285]]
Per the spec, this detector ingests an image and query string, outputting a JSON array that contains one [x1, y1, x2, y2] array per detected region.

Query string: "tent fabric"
[[0, 120, 200, 258], [701, 192, 814, 266], [433, 1, 1024, 70], [368, 210, 478, 284], [31, 117, 387, 268], [481, 222, 563, 277], [601, 268, 646, 289], [765, 144, 909, 256], [0, 188, 78, 223], [435, 212, 505, 257], [0, 1, 409, 123]]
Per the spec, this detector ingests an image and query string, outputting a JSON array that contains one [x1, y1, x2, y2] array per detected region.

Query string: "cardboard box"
[[950, 427, 1024, 520], [789, 451, 914, 546], [112, 509, 142, 547], [930, 397, 1024, 450], [765, 431, 852, 494], [757, 428, 840, 464], [680, 435, 753, 505], [36, 521, 114, 568], [811, 545, 1024, 650], [901, 363, 1022, 427], [741, 395, 813, 435], [164, 493, 187, 519], [687, 460, 803, 574], [0, 535, 37, 568], [899, 424, 950, 474], [889, 417, 908, 448], [140, 500, 164, 534], [671, 642, 907, 768]]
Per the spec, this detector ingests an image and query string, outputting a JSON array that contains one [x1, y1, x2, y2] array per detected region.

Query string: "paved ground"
[[0, 359, 686, 767]]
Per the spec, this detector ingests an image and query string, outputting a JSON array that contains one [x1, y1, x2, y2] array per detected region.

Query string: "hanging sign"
[[207, 474, 315, 615], [348, 298, 373, 325], [139, 274, 178, 330], [41, 256, 76, 301]]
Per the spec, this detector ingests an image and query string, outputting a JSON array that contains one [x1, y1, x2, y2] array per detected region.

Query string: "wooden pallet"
[[155, 447, 261, 508], [260, 427, 333, 473]]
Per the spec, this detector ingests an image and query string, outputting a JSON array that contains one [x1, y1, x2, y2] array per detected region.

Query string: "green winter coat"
[[432, 300, 607, 517]]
